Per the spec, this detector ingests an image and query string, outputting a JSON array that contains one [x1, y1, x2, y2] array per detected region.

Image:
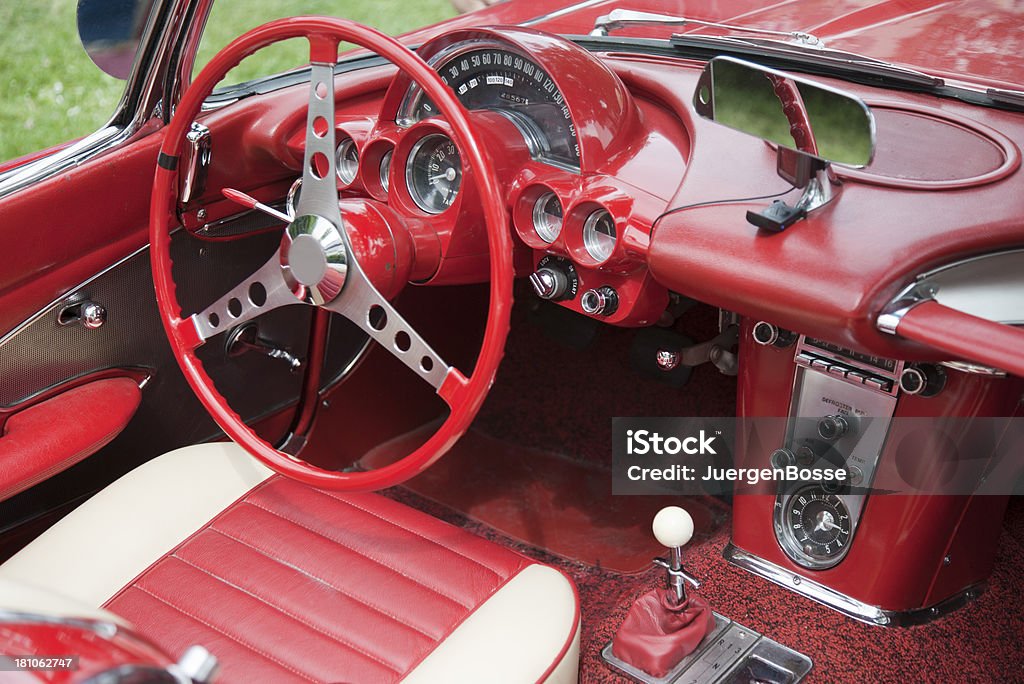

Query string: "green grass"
[[711, 59, 873, 166], [0, 0, 455, 163]]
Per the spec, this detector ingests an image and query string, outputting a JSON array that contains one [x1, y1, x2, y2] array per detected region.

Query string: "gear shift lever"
[[611, 506, 715, 678], [652, 506, 702, 605]]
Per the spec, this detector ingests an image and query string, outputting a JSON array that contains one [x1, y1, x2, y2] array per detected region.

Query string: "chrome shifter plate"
[[601, 612, 812, 683]]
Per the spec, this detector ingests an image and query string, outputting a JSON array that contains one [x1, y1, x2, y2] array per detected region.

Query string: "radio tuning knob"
[[528, 266, 569, 300], [899, 364, 947, 397], [752, 321, 796, 348]]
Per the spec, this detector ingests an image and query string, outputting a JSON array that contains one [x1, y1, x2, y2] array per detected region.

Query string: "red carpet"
[[364, 423, 728, 573], [388, 488, 1024, 683]]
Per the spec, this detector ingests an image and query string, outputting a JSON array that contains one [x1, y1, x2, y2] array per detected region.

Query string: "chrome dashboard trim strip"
[[723, 542, 984, 627], [877, 248, 1024, 334]]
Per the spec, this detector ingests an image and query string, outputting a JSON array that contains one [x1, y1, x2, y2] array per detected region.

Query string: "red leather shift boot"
[[611, 588, 715, 677]]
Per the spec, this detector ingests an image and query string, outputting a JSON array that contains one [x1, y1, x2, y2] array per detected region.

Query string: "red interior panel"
[[0, 377, 141, 503]]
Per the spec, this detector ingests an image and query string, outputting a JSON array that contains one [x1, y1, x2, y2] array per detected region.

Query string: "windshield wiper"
[[587, 9, 942, 91], [668, 35, 943, 90], [591, 9, 824, 47]]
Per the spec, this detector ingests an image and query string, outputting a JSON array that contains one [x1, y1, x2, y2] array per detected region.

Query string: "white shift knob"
[[653, 506, 694, 549]]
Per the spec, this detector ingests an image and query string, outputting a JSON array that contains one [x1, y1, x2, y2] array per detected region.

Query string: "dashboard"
[[271, 27, 688, 327], [178, 23, 1024, 366]]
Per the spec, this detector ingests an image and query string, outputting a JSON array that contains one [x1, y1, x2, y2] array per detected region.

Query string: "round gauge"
[[379, 149, 393, 193], [336, 138, 359, 185], [583, 209, 616, 262], [406, 134, 462, 214], [783, 485, 852, 564], [402, 44, 580, 170], [532, 192, 563, 243]]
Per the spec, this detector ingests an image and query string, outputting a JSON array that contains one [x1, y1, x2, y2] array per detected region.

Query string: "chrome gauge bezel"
[[336, 138, 359, 185], [379, 149, 393, 193], [775, 484, 854, 569], [582, 209, 617, 263], [405, 133, 462, 215], [532, 191, 563, 243]]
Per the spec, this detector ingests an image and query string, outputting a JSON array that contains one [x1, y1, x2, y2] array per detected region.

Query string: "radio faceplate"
[[773, 337, 898, 569]]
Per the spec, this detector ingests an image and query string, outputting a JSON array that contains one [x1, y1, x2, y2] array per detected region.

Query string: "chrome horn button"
[[285, 214, 348, 304]]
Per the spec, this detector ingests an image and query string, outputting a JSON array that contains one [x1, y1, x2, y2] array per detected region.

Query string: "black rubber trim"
[[157, 152, 178, 170]]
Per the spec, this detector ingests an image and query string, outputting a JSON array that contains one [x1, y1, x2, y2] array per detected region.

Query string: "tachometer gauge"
[[406, 134, 461, 214], [780, 485, 852, 566]]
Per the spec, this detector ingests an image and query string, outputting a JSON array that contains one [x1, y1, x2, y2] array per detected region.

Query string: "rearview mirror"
[[693, 56, 875, 168], [77, 0, 155, 80]]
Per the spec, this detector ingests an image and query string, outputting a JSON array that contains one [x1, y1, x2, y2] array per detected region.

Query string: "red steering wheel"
[[150, 17, 512, 491]]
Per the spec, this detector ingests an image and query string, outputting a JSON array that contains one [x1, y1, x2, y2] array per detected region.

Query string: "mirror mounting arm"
[[747, 149, 835, 233]]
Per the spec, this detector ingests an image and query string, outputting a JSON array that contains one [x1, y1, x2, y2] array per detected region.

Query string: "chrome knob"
[[175, 645, 219, 683], [79, 302, 107, 329], [752, 321, 779, 346], [752, 320, 796, 347], [817, 415, 850, 441], [899, 364, 947, 397], [580, 286, 619, 316], [57, 300, 106, 329], [655, 349, 681, 371], [770, 448, 796, 470], [528, 267, 568, 300]]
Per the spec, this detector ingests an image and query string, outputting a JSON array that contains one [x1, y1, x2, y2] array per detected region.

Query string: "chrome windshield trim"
[[0, 0, 202, 199]]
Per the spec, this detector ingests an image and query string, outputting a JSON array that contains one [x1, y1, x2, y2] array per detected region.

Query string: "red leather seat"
[[0, 444, 580, 683]]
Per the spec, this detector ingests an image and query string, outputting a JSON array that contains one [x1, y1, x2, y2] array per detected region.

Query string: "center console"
[[727, 318, 1023, 625]]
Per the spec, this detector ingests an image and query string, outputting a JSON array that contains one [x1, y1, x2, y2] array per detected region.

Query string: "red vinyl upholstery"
[[0, 377, 141, 503], [103, 476, 539, 683]]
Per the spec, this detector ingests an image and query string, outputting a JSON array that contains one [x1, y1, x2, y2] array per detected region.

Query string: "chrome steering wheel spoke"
[[322, 272, 451, 390], [296, 51, 452, 391], [190, 246, 303, 342]]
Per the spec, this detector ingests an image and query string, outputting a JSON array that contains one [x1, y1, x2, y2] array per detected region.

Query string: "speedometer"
[[400, 44, 580, 170]]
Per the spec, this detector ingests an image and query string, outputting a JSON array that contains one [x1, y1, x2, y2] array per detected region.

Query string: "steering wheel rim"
[[150, 16, 513, 491]]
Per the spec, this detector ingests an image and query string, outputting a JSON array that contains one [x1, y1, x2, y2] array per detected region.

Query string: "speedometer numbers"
[[409, 47, 580, 170]]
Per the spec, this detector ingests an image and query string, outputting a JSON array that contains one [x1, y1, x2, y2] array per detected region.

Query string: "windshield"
[[194, 0, 456, 89]]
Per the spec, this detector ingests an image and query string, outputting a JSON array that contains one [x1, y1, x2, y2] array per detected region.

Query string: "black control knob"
[[817, 415, 850, 441], [770, 448, 796, 470], [752, 321, 796, 348], [580, 286, 619, 317], [795, 445, 817, 466], [899, 364, 946, 397], [529, 266, 569, 300]]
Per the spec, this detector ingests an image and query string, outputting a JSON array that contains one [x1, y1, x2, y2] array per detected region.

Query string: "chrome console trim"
[[723, 542, 984, 627], [878, 248, 1024, 334]]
